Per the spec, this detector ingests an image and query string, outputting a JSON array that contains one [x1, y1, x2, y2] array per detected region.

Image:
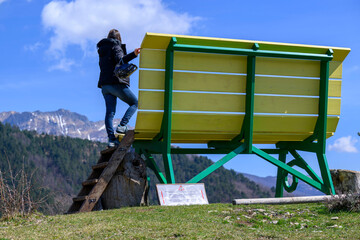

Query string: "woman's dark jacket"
[[97, 38, 137, 88]]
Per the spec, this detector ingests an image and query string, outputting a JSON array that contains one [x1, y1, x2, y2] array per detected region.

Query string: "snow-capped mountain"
[[0, 109, 120, 142]]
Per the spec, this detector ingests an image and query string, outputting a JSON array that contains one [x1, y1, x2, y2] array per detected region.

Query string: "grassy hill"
[[1, 203, 359, 239]]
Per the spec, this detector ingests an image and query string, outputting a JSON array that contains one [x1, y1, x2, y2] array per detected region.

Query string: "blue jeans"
[[101, 84, 138, 140]]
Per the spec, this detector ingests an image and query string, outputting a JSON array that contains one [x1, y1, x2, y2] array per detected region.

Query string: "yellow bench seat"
[[135, 33, 350, 144]]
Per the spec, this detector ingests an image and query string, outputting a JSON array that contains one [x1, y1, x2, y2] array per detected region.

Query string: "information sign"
[[156, 183, 209, 206]]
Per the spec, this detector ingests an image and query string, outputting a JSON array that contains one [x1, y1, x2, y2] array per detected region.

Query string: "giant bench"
[[133, 33, 350, 197]]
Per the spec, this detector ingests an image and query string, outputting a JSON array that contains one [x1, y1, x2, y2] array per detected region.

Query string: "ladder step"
[[67, 130, 135, 214], [73, 196, 87, 202], [82, 179, 99, 186], [92, 162, 108, 170], [101, 147, 117, 155]]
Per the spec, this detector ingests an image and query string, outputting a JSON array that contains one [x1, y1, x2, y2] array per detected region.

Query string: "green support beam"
[[314, 60, 335, 195], [161, 37, 177, 184], [317, 153, 335, 194], [275, 151, 287, 197], [318, 60, 330, 153], [173, 44, 333, 61], [289, 150, 323, 185], [243, 54, 256, 153], [187, 144, 247, 183], [143, 150, 167, 184], [252, 147, 326, 192]]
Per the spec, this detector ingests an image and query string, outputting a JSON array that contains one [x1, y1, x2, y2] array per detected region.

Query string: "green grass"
[[1, 203, 359, 239]]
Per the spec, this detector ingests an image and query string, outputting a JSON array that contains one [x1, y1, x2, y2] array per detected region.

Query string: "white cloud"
[[41, 0, 199, 70], [48, 58, 76, 72], [328, 136, 358, 153], [24, 42, 43, 52]]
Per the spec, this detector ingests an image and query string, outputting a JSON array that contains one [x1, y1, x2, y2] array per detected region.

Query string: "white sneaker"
[[116, 125, 128, 134], [108, 138, 120, 148]]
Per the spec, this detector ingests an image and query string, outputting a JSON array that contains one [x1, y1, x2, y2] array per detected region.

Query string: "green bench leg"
[[163, 153, 175, 184], [160, 37, 176, 184], [275, 151, 287, 197], [317, 152, 335, 195]]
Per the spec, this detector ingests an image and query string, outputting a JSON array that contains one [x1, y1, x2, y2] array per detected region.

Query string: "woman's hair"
[[107, 29, 122, 42]]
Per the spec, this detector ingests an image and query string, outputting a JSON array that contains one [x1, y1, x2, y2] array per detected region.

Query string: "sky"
[[0, 0, 360, 179]]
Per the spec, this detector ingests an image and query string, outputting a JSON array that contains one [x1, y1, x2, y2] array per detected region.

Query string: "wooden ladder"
[[67, 130, 134, 214]]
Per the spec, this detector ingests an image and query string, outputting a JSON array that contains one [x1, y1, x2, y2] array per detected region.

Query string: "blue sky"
[[0, 0, 359, 178]]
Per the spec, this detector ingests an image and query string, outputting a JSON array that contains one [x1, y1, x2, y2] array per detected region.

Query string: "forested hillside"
[[0, 122, 106, 214], [0, 122, 272, 214]]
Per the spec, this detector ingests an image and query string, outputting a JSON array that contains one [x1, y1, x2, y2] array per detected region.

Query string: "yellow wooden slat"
[[140, 50, 248, 73], [139, 91, 245, 113], [254, 96, 340, 115], [174, 51, 247, 74], [140, 50, 342, 79], [135, 132, 333, 143], [253, 115, 339, 133], [255, 76, 342, 97], [257, 57, 320, 78], [138, 91, 341, 115], [135, 112, 339, 134], [139, 70, 342, 97], [329, 80, 342, 97], [139, 70, 246, 93], [135, 112, 339, 143], [135, 132, 237, 142], [135, 111, 244, 134], [139, 49, 165, 69]]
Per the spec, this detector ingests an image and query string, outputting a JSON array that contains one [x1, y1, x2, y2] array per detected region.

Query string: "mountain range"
[[0, 109, 118, 143]]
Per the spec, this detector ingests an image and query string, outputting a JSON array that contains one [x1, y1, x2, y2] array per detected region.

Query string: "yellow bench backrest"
[[135, 33, 350, 144]]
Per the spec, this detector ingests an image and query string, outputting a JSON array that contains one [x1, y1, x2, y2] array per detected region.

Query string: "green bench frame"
[[134, 36, 344, 197]]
